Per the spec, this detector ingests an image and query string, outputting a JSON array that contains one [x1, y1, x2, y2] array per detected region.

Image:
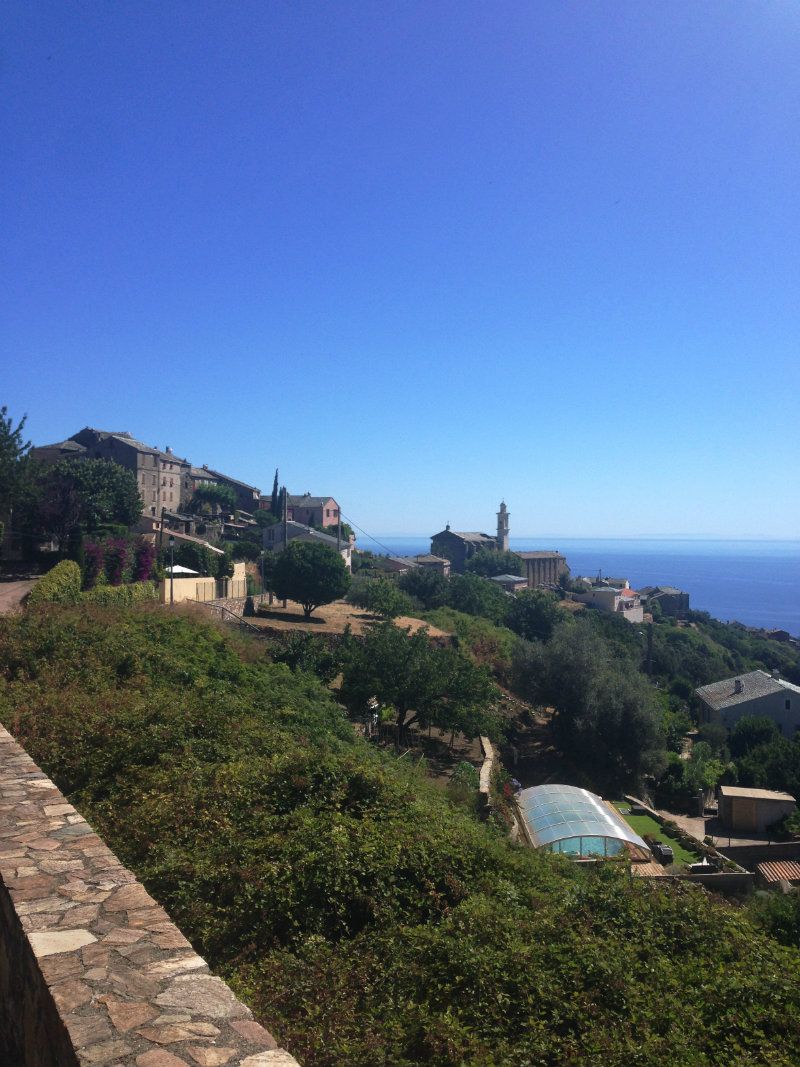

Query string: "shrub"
[[133, 538, 157, 582], [83, 542, 105, 589], [104, 538, 130, 586], [348, 577, 414, 619], [79, 582, 158, 606], [27, 560, 82, 604], [227, 539, 261, 562]]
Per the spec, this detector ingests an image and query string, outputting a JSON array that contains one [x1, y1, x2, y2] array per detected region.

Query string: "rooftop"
[[516, 550, 566, 560], [696, 670, 800, 711], [489, 574, 526, 583], [719, 785, 796, 802], [286, 493, 336, 507], [756, 860, 800, 884], [432, 530, 496, 543], [72, 429, 190, 465], [204, 468, 261, 493]]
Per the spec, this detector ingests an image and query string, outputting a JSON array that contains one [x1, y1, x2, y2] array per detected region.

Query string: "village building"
[[262, 519, 353, 570], [431, 502, 570, 584], [281, 493, 342, 529], [200, 468, 261, 513], [639, 585, 690, 617], [717, 785, 796, 835], [429, 527, 497, 572], [517, 551, 569, 590], [33, 429, 194, 515], [696, 670, 800, 735], [412, 553, 451, 576], [490, 574, 528, 593], [572, 584, 644, 623]]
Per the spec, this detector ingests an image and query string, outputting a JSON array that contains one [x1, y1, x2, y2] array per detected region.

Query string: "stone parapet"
[[0, 724, 300, 1067]]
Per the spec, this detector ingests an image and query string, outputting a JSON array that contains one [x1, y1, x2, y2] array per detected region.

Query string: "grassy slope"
[[1, 605, 800, 1066]]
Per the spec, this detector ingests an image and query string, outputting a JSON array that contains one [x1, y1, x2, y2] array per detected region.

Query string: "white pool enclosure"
[[518, 784, 649, 858]]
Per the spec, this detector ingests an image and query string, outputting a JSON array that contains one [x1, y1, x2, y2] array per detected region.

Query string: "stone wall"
[[0, 723, 300, 1067]]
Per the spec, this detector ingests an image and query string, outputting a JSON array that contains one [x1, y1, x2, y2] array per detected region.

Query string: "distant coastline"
[[365, 536, 800, 635]]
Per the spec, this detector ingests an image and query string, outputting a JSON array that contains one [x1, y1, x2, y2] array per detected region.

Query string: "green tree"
[[339, 622, 498, 743], [0, 406, 31, 523], [272, 540, 351, 618], [216, 545, 235, 580], [446, 573, 508, 624], [34, 459, 142, 548], [349, 577, 413, 619], [398, 566, 448, 609], [270, 468, 280, 516], [729, 716, 781, 759], [189, 483, 237, 514], [505, 589, 561, 642], [540, 622, 666, 791], [255, 509, 279, 529], [465, 548, 524, 578]]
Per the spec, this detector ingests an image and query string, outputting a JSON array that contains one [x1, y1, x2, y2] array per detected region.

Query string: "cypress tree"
[[270, 469, 280, 516]]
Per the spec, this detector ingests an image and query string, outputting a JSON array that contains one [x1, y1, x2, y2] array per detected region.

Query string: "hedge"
[[27, 560, 82, 605], [79, 582, 159, 606]]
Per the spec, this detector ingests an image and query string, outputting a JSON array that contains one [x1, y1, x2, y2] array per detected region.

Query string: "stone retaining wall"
[[0, 724, 300, 1067]]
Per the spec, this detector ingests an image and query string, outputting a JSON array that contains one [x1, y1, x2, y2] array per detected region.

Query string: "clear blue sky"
[[2, 2, 798, 538]]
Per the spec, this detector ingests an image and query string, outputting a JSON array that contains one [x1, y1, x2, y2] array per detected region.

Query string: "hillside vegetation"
[[2, 605, 800, 1065]]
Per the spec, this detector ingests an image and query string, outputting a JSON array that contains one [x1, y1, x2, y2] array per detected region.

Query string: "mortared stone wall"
[[0, 723, 300, 1067]]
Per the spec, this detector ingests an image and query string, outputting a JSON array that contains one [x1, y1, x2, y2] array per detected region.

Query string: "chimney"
[[772, 669, 781, 680], [165, 446, 172, 454], [734, 679, 744, 694]]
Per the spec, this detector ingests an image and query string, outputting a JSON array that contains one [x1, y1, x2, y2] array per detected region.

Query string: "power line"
[[339, 511, 400, 558]]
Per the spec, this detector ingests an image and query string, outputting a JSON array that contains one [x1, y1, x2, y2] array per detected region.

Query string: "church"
[[430, 502, 569, 589]]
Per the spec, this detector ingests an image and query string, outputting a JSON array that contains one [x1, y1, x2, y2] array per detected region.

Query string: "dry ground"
[[248, 598, 451, 639], [0, 578, 37, 614]]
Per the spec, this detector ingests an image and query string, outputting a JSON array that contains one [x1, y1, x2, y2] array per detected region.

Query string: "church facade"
[[431, 501, 569, 588]]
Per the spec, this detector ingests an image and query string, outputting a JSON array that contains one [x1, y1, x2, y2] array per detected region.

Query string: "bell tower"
[[496, 501, 509, 552]]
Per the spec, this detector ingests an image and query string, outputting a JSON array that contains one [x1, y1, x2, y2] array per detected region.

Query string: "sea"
[[366, 537, 800, 637]]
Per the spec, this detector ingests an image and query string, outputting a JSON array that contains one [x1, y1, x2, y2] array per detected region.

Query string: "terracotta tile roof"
[[756, 860, 800, 884]]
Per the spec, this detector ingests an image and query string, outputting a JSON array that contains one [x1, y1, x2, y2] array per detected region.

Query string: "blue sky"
[[2, 2, 798, 538]]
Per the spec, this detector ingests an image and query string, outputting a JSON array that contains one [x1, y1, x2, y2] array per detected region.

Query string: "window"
[[786, 699, 792, 711]]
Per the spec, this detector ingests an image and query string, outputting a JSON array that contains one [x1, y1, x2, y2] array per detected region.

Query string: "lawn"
[[612, 803, 699, 866]]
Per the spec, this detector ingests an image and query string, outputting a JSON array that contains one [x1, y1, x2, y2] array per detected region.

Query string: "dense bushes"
[[79, 582, 158, 605], [27, 559, 82, 604], [2, 606, 800, 1065]]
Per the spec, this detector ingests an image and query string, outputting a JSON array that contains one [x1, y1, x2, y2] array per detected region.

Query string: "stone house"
[[262, 519, 353, 570], [640, 585, 690, 617], [201, 468, 261, 513], [33, 429, 193, 516], [696, 670, 800, 736], [430, 527, 497, 572], [517, 551, 569, 590]]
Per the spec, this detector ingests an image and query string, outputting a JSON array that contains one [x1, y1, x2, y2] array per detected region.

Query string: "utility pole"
[[169, 535, 175, 607], [281, 487, 288, 607]]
